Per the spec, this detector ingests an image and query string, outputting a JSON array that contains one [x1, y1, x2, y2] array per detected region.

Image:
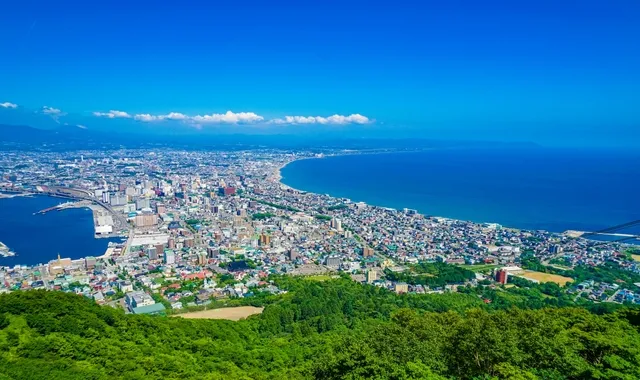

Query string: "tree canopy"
[[0, 277, 639, 379]]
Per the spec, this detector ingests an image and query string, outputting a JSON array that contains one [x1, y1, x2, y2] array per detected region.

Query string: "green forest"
[[1, 277, 640, 379]]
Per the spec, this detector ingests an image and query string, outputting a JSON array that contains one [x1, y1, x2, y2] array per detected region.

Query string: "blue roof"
[[132, 303, 166, 315]]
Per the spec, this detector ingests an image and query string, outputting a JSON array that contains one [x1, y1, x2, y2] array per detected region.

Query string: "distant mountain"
[[1, 124, 90, 143], [0, 123, 542, 151]]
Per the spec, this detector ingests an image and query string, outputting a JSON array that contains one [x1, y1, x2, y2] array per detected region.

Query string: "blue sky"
[[1, 0, 639, 146]]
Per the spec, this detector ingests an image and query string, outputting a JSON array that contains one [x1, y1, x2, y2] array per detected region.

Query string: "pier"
[[34, 201, 89, 215]]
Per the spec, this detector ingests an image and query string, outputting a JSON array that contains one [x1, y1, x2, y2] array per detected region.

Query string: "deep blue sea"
[[0, 195, 121, 266], [281, 148, 640, 236]]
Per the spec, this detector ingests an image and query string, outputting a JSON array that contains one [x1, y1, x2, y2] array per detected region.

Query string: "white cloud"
[[90, 108, 371, 126], [76, 124, 88, 129], [134, 113, 160, 122], [163, 112, 188, 121], [93, 110, 131, 118], [95, 109, 262, 124], [42, 106, 63, 115], [134, 112, 189, 122], [0, 102, 18, 109], [191, 111, 264, 124], [271, 113, 372, 125], [41, 106, 66, 123], [272, 116, 318, 124]]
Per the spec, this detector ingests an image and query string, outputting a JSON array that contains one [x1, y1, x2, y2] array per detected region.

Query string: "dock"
[[34, 201, 91, 215]]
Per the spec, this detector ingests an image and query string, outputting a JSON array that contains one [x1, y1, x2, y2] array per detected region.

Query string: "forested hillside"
[[1, 278, 639, 379]]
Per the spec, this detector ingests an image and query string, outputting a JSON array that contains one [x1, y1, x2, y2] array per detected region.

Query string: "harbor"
[[0, 194, 124, 266], [33, 199, 128, 239]]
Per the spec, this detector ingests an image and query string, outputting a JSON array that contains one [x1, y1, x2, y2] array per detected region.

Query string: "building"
[[155, 203, 166, 214], [119, 281, 134, 293], [85, 256, 97, 270], [495, 269, 509, 285], [330, 217, 342, 231], [123, 203, 136, 213], [136, 198, 150, 210], [325, 255, 341, 268], [164, 250, 175, 265], [184, 238, 195, 248], [48, 254, 72, 276], [287, 248, 299, 261], [168, 238, 176, 249], [101, 192, 111, 204], [135, 214, 158, 227], [95, 225, 113, 235], [259, 233, 271, 247], [207, 246, 218, 258], [110, 193, 127, 206], [362, 246, 374, 257], [219, 187, 236, 196], [197, 253, 207, 265], [132, 303, 166, 315], [126, 291, 156, 309], [366, 269, 378, 283], [395, 282, 409, 294], [549, 245, 563, 254], [148, 247, 158, 260]]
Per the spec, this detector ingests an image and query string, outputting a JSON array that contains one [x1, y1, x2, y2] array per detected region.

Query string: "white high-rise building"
[[164, 250, 175, 265]]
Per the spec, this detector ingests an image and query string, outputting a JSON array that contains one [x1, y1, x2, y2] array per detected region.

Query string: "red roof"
[[183, 272, 206, 280]]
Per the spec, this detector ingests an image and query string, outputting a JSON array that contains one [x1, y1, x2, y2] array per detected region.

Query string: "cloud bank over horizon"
[[1, 102, 375, 130], [93, 109, 372, 126]]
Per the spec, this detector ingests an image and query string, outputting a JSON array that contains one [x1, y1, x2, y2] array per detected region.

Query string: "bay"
[[0, 195, 121, 266], [281, 148, 640, 234]]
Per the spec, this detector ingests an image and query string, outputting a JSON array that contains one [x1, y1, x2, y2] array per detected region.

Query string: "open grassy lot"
[[520, 270, 573, 285], [173, 306, 264, 321]]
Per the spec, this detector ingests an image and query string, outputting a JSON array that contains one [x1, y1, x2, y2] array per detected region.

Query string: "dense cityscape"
[[1, 149, 639, 316]]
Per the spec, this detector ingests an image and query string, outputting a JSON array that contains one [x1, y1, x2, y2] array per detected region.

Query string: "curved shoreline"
[[276, 152, 639, 242]]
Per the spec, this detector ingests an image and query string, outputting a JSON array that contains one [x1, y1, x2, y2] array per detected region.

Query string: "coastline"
[[275, 149, 428, 192], [275, 152, 639, 242]]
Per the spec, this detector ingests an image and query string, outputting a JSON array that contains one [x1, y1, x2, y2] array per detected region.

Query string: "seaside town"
[[1, 148, 639, 315]]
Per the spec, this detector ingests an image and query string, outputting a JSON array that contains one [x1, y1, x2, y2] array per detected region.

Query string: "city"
[[1, 148, 639, 317]]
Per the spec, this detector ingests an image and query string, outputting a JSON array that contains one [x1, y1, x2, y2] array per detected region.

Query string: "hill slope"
[[0, 279, 639, 379]]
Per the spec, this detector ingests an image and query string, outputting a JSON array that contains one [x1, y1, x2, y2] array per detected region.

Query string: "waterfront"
[[0, 194, 121, 266], [281, 148, 640, 234]]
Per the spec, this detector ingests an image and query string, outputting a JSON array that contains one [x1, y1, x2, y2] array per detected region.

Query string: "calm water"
[[281, 148, 640, 235], [0, 195, 121, 266]]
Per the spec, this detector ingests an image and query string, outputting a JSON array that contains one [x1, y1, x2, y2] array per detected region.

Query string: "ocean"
[[0, 195, 122, 266], [281, 147, 640, 235]]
